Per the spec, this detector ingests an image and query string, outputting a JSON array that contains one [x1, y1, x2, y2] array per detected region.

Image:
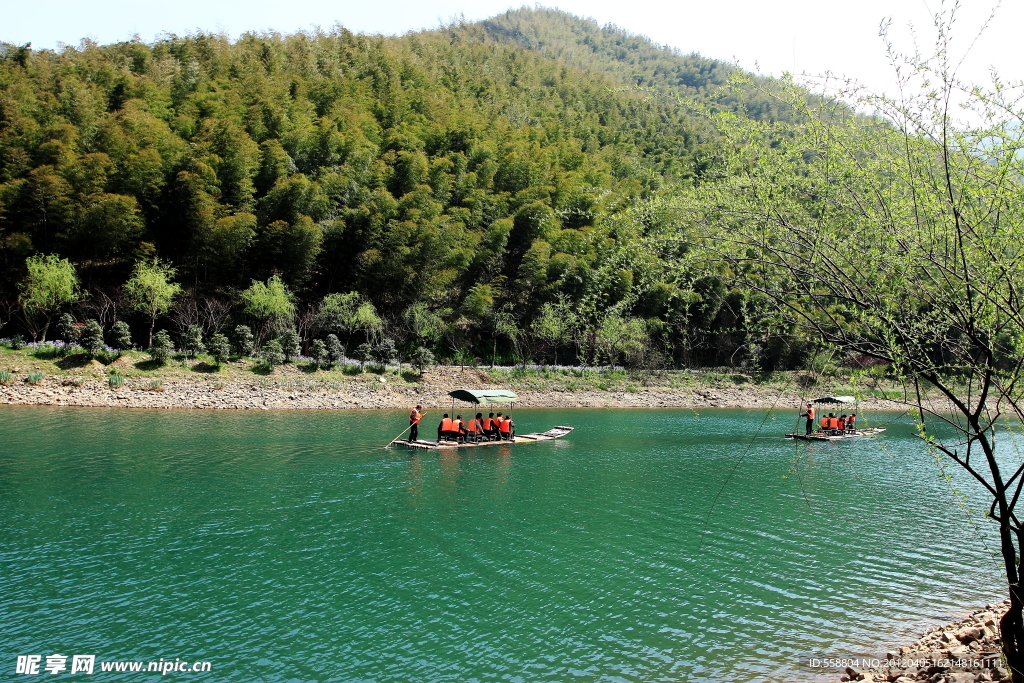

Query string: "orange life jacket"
[[847, 416, 856, 428], [830, 417, 839, 429], [441, 417, 454, 431], [410, 409, 422, 425], [498, 417, 511, 433], [837, 418, 846, 430], [455, 419, 466, 432], [820, 417, 829, 429], [807, 407, 815, 419], [483, 418, 493, 430], [469, 419, 482, 433]]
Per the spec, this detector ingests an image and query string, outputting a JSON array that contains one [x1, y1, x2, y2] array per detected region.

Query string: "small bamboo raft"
[[395, 426, 575, 450], [785, 427, 886, 441]]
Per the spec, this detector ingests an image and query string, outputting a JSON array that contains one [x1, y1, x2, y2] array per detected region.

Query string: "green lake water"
[[0, 406, 1007, 681]]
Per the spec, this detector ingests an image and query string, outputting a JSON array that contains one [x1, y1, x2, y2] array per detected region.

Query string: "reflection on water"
[[0, 406, 1006, 682]]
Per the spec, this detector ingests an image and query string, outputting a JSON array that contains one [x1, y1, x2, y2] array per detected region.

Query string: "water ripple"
[[0, 406, 1007, 682]]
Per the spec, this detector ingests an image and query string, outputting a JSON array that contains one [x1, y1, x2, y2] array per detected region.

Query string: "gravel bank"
[[0, 368, 913, 412]]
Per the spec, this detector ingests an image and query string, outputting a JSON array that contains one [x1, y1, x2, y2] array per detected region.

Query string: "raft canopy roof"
[[812, 395, 858, 404], [448, 389, 519, 405]]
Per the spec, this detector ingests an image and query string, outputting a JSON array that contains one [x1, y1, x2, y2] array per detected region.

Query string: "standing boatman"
[[408, 404, 425, 443], [800, 403, 815, 435]]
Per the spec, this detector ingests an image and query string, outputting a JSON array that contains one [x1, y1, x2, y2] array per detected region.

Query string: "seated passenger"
[[498, 414, 513, 440], [437, 414, 459, 442], [482, 413, 496, 440], [467, 413, 484, 443], [455, 414, 467, 443]]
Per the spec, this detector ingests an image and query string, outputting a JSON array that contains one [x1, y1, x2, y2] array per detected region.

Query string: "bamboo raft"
[[785, 427, 886, 441], [394, 426, 575, 450]]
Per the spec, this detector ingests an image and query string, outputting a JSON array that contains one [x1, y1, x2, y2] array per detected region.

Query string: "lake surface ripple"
[[0, 407, 1005, 681]]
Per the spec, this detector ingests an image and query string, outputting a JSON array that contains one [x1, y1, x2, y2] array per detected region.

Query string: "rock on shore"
[[837, 600, 1009, 682]]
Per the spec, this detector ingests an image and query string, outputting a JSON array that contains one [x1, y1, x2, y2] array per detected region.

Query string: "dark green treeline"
[[0, 8, 814, 368]]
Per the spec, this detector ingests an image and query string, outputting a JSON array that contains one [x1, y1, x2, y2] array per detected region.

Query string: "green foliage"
[[80, 320, 106, 359], [10, 335, 25, 350], [181, 325, 205, 359], [233, 325, 255, 357], [371, 338, 398, 368], [207, 333, 231, 366], [26, 371, 44, 385], [353, 342, 373, 370], [19, 254, 78, 341], [259, 338, 284, 369], [242, 276, 294, 336], [123, 261, 181, 347], [56, 313, 77, 346], [309, 339, 328, 370], [409, 346, 436, 373], [326, 334, 344, 367], [278, 329, 301, 362], [149, 329, 174, 364], [108, 372, 125, 389], [109, 320, 133, 352], [147, 379, 164, 392], [0, 370, 11, 385], [319, 292, 382, 346]]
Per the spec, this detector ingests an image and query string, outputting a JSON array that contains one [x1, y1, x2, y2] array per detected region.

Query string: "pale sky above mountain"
[[4, 0, 1021, 98]]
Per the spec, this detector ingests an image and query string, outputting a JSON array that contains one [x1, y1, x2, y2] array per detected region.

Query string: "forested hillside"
[[0, 8, 813, 368]]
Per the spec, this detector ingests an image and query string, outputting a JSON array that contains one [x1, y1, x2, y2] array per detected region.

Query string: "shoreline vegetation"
[[0, 343, 921, 412]]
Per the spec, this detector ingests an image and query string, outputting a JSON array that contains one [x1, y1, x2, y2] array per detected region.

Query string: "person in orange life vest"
[[454, 415, 467, 443], [498, 414, 514, 440], [820, 414, 830, 431], [467, 413, 484, 443], [438, 413, 458, 441], [825, 413, 837, 433], [837, 414, 847, 432], [847, 413, 856, 432], [408, 404, 425, 442], [800, 403, 816, 435], [482, 412, 497, 440]]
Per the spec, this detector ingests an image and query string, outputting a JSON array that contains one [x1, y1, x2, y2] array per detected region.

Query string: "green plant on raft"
[[0, 370, 11, 385], [108, 372, 125, 389], [26, 371, 44, 385]]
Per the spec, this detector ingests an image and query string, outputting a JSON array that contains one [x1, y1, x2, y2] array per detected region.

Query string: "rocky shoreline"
[[0, 378, 913, 412], [0, 364, 915, 412], [830, 601, 1010, 682]]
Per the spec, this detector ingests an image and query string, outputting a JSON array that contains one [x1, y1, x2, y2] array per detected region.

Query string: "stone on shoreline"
[[833, 600, 1010, 682]]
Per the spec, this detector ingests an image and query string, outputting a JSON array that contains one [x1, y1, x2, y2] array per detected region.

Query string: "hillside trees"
[[0, 11, 835, 365]]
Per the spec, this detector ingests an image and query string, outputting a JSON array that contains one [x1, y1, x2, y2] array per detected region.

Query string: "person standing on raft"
[[408, 404, 424, 443], [799, 403, 815, 435]]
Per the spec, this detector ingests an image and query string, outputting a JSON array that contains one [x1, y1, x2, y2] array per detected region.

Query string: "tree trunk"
[[147, 314, 155, 349], [1001, 525, 1024, 683]]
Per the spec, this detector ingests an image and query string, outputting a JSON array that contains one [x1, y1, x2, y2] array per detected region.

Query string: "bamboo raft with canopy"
[[391, 389, 574, 450], [785, 395, 886, 441]]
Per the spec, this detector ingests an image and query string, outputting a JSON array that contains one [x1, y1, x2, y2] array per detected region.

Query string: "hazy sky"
[[4, 0, 1021, 97]]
